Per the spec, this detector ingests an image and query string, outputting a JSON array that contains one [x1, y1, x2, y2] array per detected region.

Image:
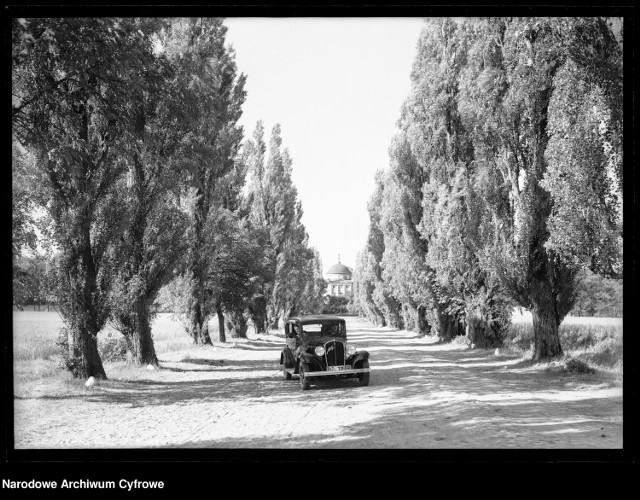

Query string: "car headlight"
[[315, 346, 325, 356], [347, 344, 357, 355]]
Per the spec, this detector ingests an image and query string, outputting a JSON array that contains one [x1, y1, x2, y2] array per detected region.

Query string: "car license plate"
[[328, 365, 350, 371]]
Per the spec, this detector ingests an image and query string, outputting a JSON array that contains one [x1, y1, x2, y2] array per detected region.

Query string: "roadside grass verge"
[[13, 312, 211, 395], [504, 313, 622, 379]]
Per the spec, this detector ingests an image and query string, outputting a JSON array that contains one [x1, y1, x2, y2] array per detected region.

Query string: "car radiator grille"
[[324, 340, 345, 367]]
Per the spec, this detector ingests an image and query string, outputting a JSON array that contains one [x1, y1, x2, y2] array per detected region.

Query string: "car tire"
[[299, 363, 311, 390], [358, 360, 370, 387]]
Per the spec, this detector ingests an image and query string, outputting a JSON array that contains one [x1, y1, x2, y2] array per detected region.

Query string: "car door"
[[283, 322, 299, 366]]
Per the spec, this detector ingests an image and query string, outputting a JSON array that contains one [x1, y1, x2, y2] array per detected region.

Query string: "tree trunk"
[[417, 305, 431, 336], [388, 304, 404, 330], [376, 312, 387, 327], [434, 300, 462, 342], [268, 316, 280, 331], [216, 302, 226, 343], [531, 305, 562, 359], [188, 283, 212, 345], [531, 273, 563, 359], [227, 309, 248, 338], [63, 215, 108, 379], [465, 307, 504, 349], [69, 322, 107, 380], [129, 298, 158, 365], [186, 187, 212, 346], [249, 295, 267, 334]]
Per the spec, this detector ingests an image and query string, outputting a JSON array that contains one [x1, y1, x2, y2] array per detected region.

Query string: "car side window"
[[286, 323, 298, 350]]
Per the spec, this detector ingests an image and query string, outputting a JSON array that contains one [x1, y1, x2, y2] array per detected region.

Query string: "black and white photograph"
[[7, 6, 631, 476]]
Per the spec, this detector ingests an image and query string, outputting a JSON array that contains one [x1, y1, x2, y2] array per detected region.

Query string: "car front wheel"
[[358, 360, 370, 387], [299, 363, 311, 390]]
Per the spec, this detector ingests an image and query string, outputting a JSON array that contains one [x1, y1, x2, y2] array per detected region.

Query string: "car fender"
[[282, 348, 295, 368], [349, 351, 370, 366], [297, 352, 323, 370]]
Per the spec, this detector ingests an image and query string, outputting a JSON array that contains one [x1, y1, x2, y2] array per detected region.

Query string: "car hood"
[[300, 335, 347, 348]]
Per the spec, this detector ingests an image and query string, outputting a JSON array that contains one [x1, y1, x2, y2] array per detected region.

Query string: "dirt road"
[[13, 316, 623, 449]]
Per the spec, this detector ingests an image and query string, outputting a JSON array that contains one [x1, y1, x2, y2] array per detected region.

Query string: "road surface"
[[13, 316, 623, 449]]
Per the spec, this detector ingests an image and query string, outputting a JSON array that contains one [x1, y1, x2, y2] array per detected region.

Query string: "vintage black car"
[[279, 315, 370, 390]]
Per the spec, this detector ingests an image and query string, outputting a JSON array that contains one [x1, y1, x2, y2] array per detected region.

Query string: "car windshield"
[[302, 322, 345, 336]]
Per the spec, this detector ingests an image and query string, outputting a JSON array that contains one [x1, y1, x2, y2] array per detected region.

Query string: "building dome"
[[327, 263, 351, 276], [326, 257, 353, 297]]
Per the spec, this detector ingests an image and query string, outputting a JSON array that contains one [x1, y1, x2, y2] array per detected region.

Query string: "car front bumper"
[[303, 367, 370, 378]]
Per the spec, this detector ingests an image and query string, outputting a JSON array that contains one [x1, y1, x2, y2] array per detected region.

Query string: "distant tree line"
[[12, 17, 326, 379], [353, 17, 623, 359]]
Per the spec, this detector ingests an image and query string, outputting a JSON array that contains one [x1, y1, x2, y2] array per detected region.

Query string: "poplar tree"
[[296, 249, 327, 316], [457, 17, 622, 358], [383, 19, 472, 341], [165, 17, 246, 345], [244, 122, 319, 330], [107, 18, 189, 365], [367, 171, 405, 329], [542, 18, 623, 279], [12, 18, 148, 378], [243, 121, 271, 332], [352, 250, 386, 326]]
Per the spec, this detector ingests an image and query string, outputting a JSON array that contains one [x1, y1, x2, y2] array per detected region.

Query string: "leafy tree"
[[12, 144, 38, 308], [163, 18, 246, 345], [379, 153, 433, 335], [571, 270, 623, 317], [364, 170, 404, 329], [12, 144, 37, 266], [278, 202, 317, 319], [406, 20, 513, 347], [456, 17, 623, 359], [242, 121, 271, 332], [204, 209, 266, 340], [244, 122, 316, 330], [12, 252, 56, 310], [322, 295, 350, 315], [541, 18, 623, 279], [106, 18, 190, 365], [356, 17, 621, 358], [296, 249, 327, 316], [352, 250, 386, 326], [12, 18, 152, 378], [383, 19, 477, 341]]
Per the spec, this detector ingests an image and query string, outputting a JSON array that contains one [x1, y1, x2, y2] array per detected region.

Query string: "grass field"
[[12, 311, 214, 361], [13, 311, 226, 392], [507, 310, 623, 375], [12, 310, 623, 385]]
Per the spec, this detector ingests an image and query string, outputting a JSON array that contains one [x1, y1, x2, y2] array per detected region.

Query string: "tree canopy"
[[12, 17, 327, 377], [354, 17, 623, 359]]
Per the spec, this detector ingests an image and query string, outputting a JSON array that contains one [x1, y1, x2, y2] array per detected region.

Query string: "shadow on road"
[[19, 316, 622, 449]]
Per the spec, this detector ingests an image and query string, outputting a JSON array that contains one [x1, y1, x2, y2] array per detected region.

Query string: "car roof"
[[287, 315, 345, 325]]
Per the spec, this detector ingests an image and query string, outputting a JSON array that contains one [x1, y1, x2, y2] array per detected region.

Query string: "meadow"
[[506, 310, 623, 375], [12, 311, 217, 387]]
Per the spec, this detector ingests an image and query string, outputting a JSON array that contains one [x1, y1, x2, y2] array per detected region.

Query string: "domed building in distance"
[[326, 256, 353, 297]]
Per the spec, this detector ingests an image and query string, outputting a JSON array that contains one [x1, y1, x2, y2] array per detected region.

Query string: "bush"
[[563, 357, 596, 374], [98, 333, 128, 362], [504, 322, 534, 352], [322, 295, 350, 314], [57, 328, 128, 366], [55, 327, 80, 373]]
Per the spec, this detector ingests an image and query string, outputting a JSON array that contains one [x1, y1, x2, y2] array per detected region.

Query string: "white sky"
[[224, 17, 425, 275]]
